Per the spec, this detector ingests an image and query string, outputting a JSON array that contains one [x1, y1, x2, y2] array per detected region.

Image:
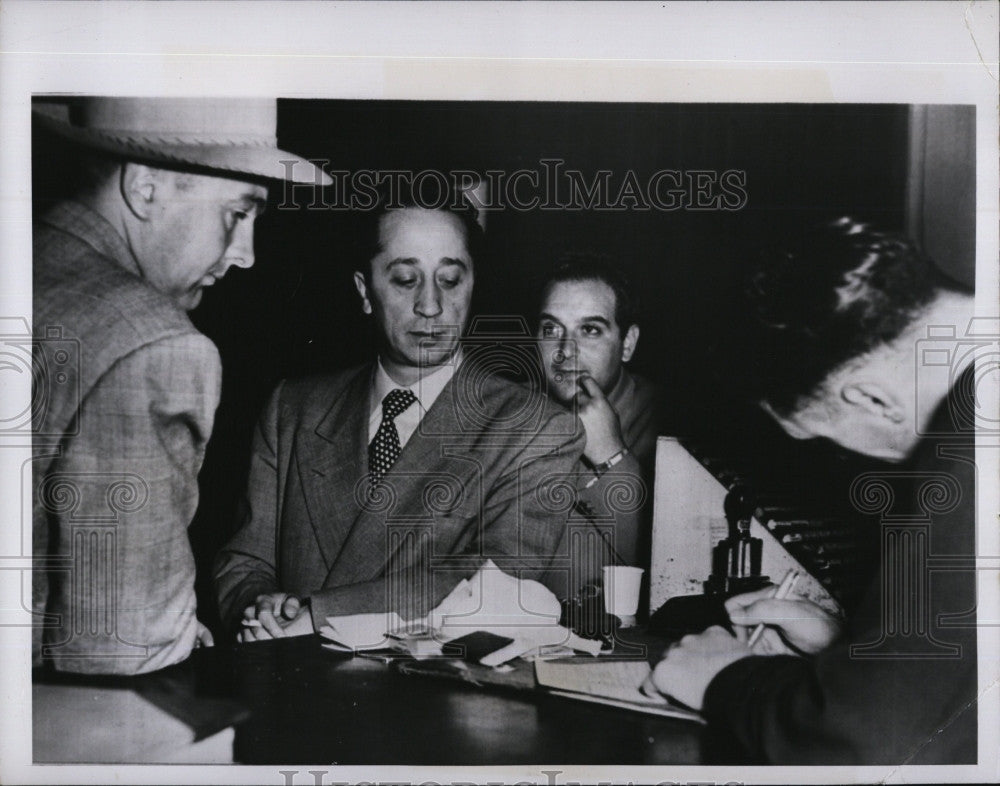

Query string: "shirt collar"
[[370, 352, 461, 418]]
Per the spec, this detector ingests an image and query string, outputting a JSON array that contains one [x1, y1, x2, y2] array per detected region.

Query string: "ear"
[[840, 382, 906, 424], [119, 163, 159, 221], [353, 271, 373, 315], [620, 324, 640, 363]]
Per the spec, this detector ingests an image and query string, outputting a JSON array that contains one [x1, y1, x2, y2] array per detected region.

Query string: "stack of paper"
[[318, 561, 605, 664], [431, 561, 603, 664]]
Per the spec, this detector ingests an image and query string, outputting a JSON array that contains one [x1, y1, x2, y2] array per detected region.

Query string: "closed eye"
[[437, 273, 463, 289]]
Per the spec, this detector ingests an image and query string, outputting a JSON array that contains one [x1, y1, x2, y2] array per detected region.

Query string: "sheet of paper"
[[319, 612, 406, 650], [535, 658, 667, 706], [535, 659, 706, 723], [431, 559, 563, 635]]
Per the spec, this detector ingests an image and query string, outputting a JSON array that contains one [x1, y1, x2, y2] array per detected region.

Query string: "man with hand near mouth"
[[536, 254, 661, 593]]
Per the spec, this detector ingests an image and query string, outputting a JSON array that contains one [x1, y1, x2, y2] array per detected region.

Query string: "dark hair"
[[536, 252, 640, 334], [351, 178, 484, 277], [746, 216, 969, 416]]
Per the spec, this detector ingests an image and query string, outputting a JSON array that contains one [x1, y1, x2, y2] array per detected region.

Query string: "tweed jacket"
[[32, 201, 221, 674], [214, 360, 587, 630]]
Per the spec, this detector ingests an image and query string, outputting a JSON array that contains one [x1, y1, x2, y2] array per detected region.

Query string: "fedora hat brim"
[[34, 105, 332, 186]]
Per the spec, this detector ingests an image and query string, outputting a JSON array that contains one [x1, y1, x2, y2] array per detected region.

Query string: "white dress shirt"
[[367, 355, 460, 449]]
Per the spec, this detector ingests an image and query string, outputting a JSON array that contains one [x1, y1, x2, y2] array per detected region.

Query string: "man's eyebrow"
[[580, 315, 612, 327], [538, 312, 564, 325], [439, 257, 469, 271], [385, 257, 419, 270], [384, 257, 470, 271]]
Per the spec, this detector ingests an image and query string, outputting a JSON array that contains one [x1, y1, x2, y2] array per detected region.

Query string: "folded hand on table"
[[238, 592, 314, 642], [725, 586, 843, 656]]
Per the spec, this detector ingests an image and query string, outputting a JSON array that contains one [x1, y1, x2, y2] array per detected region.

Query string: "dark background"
[[33, 101, 974, 633]]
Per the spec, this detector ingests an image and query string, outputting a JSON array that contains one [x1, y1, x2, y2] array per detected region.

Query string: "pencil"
[[747, 569, 800, 649]]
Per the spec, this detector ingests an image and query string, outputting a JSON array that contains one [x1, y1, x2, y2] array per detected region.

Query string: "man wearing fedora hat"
[[31, 97, 330, 674]]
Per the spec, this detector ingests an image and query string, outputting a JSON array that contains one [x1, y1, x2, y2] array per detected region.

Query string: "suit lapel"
[[296, 364, 372, 570], [323, 366, 468, 587]]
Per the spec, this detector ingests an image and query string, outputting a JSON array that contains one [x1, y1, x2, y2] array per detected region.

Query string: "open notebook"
[[534, 658, 705, 724]]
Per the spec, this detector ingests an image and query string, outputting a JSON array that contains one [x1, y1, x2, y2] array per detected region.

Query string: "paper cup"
[[602, 566, 644, 620]]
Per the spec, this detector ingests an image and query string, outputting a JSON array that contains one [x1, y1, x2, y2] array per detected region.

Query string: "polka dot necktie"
[[368, 388, 418, 488]]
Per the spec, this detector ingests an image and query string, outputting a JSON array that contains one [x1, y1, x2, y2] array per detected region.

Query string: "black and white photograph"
[[1, 2, 998, 784]]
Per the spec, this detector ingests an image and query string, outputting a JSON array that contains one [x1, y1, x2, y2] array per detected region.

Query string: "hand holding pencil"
[[726, 571, 842, 656], [747, 570, 800, 649], [639, 570, 844, 710]]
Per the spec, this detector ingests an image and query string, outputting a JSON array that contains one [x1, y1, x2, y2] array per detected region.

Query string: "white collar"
[[370, 352, 461, 418]]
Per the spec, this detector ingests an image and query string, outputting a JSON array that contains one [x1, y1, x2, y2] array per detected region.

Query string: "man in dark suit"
[[646, 218, 980, 764], [214, 185, 585, 639]]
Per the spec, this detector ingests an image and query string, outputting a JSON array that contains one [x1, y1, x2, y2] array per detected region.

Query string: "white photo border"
[[1, 2, 997, 784]]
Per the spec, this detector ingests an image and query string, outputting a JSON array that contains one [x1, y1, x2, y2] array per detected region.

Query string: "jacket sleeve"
[[478, 406, 587, 581], [702, 567, 978, 764], [574, 449, 647, 570], [38, 333, 220, 675], [213, 381, 285, 631], [701, 431, 978, 765], [567, 374, 660, 589]]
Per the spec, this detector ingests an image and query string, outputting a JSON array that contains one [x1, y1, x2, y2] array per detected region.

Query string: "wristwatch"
[[590, 447, 629, 480]]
